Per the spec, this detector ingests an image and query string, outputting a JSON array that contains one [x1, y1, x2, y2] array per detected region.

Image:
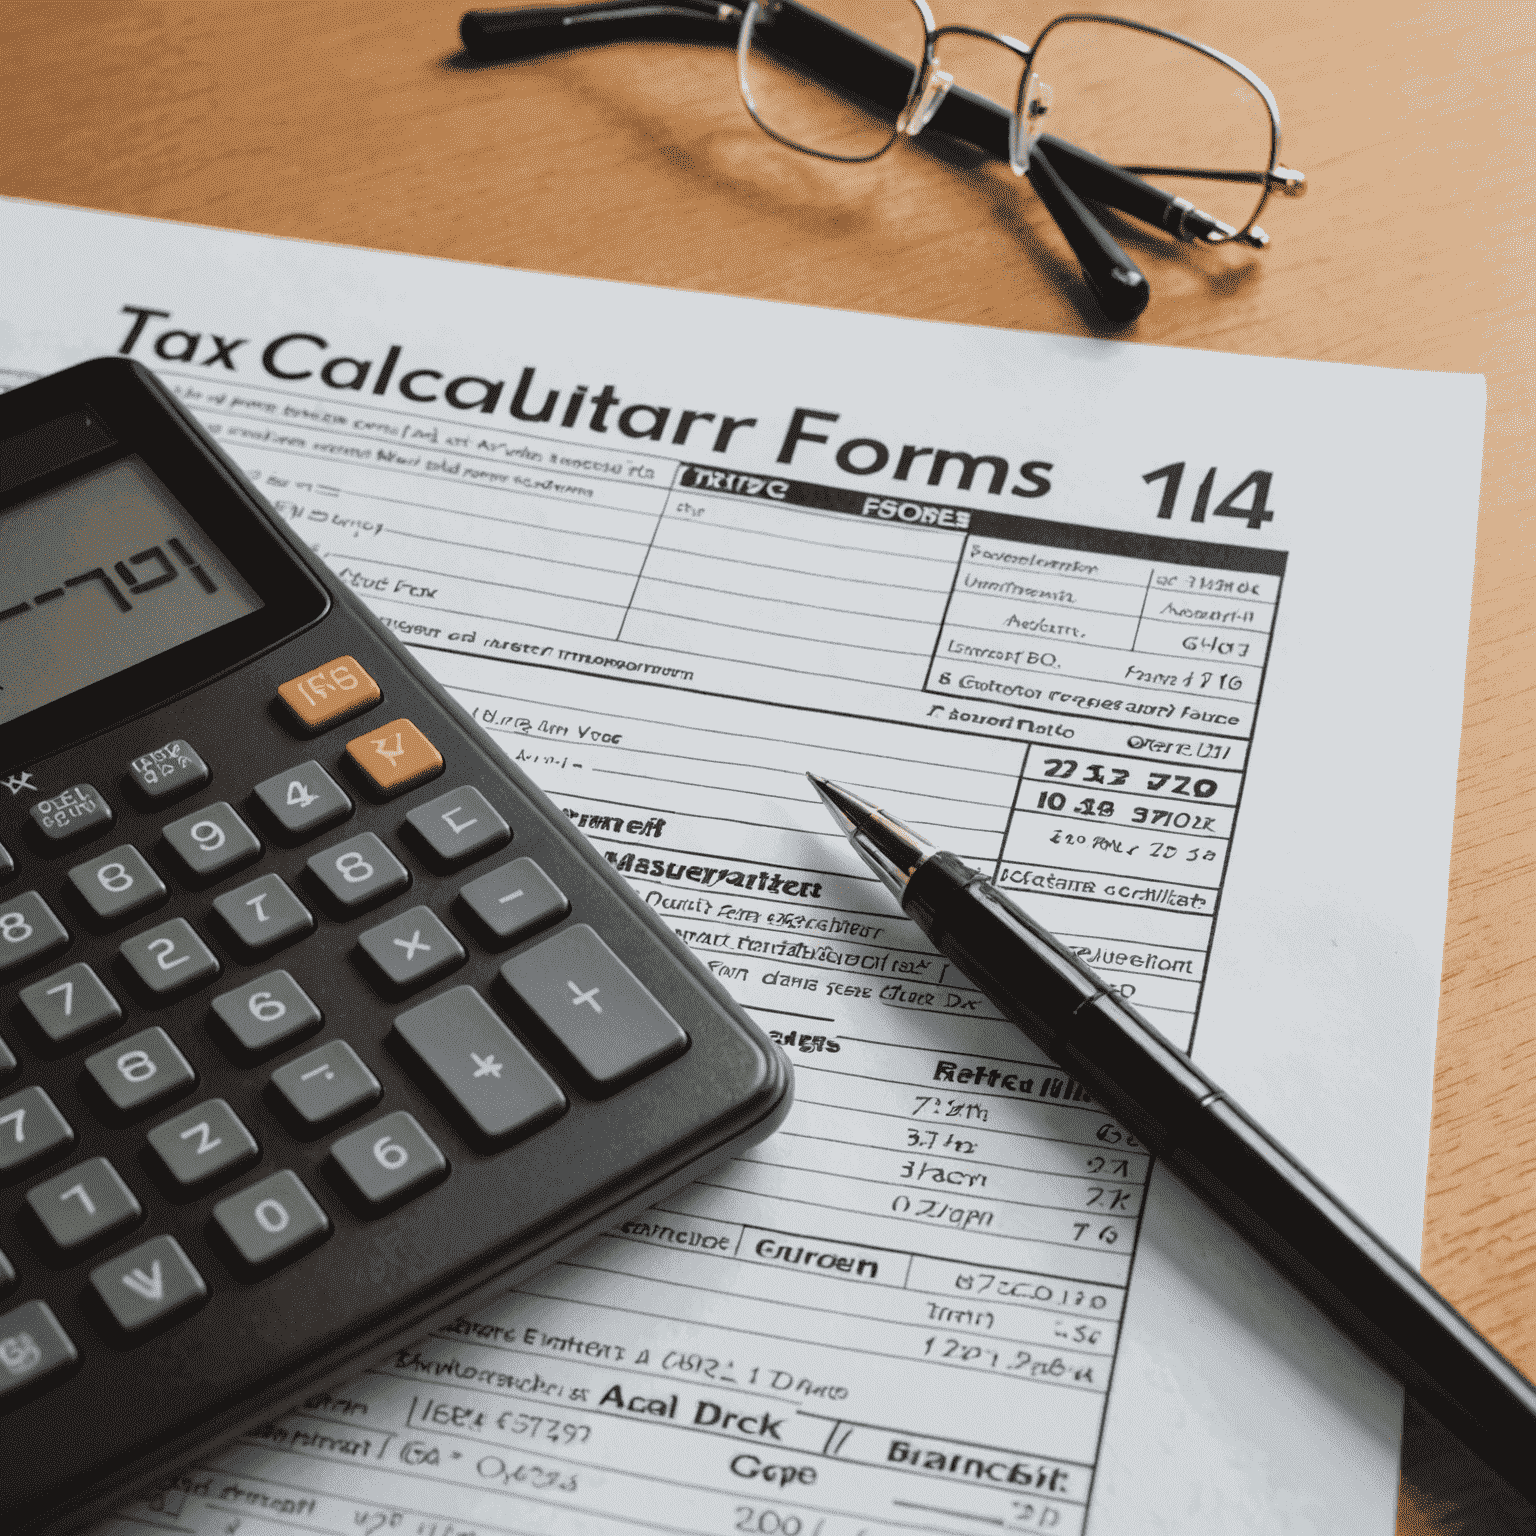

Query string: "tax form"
[[2, 197, 1485, 1536]]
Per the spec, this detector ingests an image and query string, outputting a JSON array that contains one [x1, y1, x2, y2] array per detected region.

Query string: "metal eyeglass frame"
[[459, 1, 1307, 322]]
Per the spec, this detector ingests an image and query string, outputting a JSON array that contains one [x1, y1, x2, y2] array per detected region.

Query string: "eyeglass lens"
[[739, 0, 928, 161], [1022, 19, 1275, 233]]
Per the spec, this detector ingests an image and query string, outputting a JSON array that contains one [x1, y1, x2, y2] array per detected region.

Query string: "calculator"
[[0, 358, 791, 1535]]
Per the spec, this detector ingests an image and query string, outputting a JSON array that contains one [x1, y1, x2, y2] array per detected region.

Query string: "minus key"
[[457, 857, 569, 946]]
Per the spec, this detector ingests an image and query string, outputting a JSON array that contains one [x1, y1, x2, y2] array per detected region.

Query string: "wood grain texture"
[[4, 2, 1534, 1526]]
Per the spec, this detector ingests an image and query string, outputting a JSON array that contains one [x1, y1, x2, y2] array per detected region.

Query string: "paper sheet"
[[0, 197, 1485, 1535]]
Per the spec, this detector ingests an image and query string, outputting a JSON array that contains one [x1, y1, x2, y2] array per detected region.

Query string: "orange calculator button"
[[277, 655, 381, 734], [346, 718, 444, 798]]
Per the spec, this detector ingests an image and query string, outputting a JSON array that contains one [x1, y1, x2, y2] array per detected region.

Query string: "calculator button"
[[276, 655, 381, 735], [161, 802, 262, 884], [345, 717, 444, 799], [0, 1248, 13, 1292], [404, 786, 511, 869], [29, 784, 113, 848], [84, 1026, 197, 1118], [0, 1087, 74, 1176], [306, 831, 409, 912], [458, 858, 569, 946], [270, 1041, 381, 1131], [253, 760, 353, 840], [0, 1301, 77, 1403], [119, 917, 221, 999], [27, 1157, 141, 1254], [147, 1098, 259, 1191], [126, 739, 210, 805], [210, 970, 322, 1059], [213, 1170, 331, 1271], [0, 892, 69, 978], [89, 1234, 207, 1335], [19, 963, 121, 1047], [212, 873, 314, 957], [329, 1111, 447, 1212], [500, 924, 688, 1092], [393, 986, 565, 1146], [357, 906, 465, 995], [67, 844, 167, 925]]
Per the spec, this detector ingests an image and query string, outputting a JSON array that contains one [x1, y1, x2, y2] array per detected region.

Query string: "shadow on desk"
[[1398, 1400, 1536, 1534]]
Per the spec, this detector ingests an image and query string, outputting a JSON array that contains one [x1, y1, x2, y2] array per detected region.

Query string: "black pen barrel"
[[904, 851, 1536, 1499]]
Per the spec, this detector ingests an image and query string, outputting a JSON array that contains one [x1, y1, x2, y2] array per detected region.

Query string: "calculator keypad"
[[253, 760, 352, 840], [0, 893, 69, 978], [329, 1111, 446, 1210], [346, 717, 443, 798], [126, 740, 210, 806], [18, 963, 120, 1047], [357, 905, 464, 994], [393, 986, 566, 1146], [26, 1158, 140, 1254], [29, 786, 113, 849], [212, 873, 313, 957], [89, 1234, 206, 1335], [404, 786, 510, 869], [306, 831, 409, 912], [68, 845, 167, 926], [0, 1088, 74, 1176], [118, 918, 220, 999], [0, 1301, 76, 1403], [161, 802, 262, 884], [209, 970, 321, 1058], [270, 1041, 380, 1131], [0, 665, 698, 1427], [146, 1099, 259, 1191], [501, 924, 689, 1091], [84, 1027, 197, 1119], [212, 1170, 329, 1271]]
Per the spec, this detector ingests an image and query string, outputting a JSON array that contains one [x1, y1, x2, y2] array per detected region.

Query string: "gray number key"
[[404, 786, 510, 869], [30, 784, 113, 848], [27, 1157, 141, 1253], [67, 844, 167, 925], [500, 924, 688, 1092], [212, 873, 314, 957], [306, 832, 409, 913], [0, 1301, 77, 1403], [0, 1087, 74, 1176], [253, 760, 352, 840], [458, 857, 569, 946], [210, 970, 321, 1058], [357, 905, 465, 995], [147, 1099, 259, 1190], [393, 986, 565, 1146], [84, 1025, 197, 1118], [126, 739, 209, 805], [89, 1234, 207, 1335], [330, 1110, 447, 1211], [161, 801, 262, 883], [120, 917, 220, 999], [19, 962, 120, 1047], [213, 1170, 330, 1271], [0, 892, 69, 979], [270, 1040, 380, 1131]]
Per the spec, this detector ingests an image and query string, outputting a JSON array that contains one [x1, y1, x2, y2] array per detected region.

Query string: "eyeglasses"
[[461, 1, 1306, 322]]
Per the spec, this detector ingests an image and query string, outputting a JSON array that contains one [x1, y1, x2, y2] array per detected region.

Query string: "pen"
[[808, 773, 1536, 1500]]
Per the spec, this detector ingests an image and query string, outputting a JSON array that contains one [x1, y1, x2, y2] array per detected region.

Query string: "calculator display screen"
[[0, 455, 264, 726]]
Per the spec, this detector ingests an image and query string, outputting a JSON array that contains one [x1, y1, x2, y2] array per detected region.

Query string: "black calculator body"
[[0, 358, 791, 1534]]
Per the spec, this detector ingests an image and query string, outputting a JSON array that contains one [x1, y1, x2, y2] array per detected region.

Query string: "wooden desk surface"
[[4, 1, 1533, 1526]]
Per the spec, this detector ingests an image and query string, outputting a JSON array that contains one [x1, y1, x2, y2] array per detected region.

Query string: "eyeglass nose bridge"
[[902, 25, 1034, 167]]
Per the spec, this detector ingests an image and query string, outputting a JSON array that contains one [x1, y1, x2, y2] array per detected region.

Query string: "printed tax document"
[[2, 198, 1485, 1535]]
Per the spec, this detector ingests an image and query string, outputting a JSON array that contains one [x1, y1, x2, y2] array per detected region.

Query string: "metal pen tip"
[[806, 774, 939, 899]]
